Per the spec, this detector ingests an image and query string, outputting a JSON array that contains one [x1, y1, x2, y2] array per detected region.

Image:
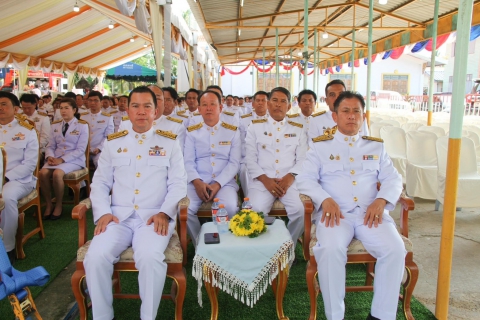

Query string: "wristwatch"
[[290, 173, 297, 178]]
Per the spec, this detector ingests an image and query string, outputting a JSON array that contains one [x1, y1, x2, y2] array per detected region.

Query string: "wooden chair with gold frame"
[[302, 191, 419, 320], [71, 196, 189, 320]]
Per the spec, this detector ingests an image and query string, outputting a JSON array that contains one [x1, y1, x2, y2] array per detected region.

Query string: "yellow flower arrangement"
[[229, 209, 267, 238]]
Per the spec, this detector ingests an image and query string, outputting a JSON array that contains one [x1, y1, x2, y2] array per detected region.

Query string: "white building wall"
[[443, 38, 480, 94]]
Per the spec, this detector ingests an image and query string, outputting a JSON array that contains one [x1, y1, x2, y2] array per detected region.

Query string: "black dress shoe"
[[7, 250, 16, 265], [42, 214, 51, 220], [50, 210, 63, 220], [366, 313, 380, 320]]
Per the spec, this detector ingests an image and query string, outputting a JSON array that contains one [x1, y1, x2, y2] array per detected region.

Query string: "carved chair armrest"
[[177, 196, 190, 266], [72, 198, 92, 248], [300, 194, 314, 261], [398, 190, 414, 238]]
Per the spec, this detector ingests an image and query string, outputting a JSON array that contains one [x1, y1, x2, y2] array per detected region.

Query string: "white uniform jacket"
[[46, 118, 89, 167], [26, 110, 50, 152], [81, 111, 114, 151]]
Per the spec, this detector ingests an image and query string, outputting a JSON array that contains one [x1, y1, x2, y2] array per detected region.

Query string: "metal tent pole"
[[428, 0, 440, 125]]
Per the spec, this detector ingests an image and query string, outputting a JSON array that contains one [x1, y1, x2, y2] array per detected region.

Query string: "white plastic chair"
[[369, 116, 384, 123], [380, 126, 407, 183], [435, 123, 450, 132], [370, 122, 392, 138], [435, 136, 480, 208], [401, 122, 424, 132], [405, 131, 438, 199], [379, 119, 401, 127], [418, 125, 446, 137]]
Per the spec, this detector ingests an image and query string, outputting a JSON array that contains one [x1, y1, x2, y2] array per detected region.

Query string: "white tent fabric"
[[402, 122, 424, 132], [380, 126, 407, 183], [134, 0, 152, 34], [150, 0, 164, 86], [370, 122, 392, 138], [406, 131, 438, 199], [163, 3, 172, 87], [115, 0, 136, 16], [436, 137, 480, 207], [418, 125, 446, 137]]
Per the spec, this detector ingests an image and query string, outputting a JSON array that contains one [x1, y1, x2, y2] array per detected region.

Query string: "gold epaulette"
[[18, 119, 34, 130], [51, 119, 62, 124], [193, 112, 201, 116], [177, 110, 186, 114], [312, 111, 327, 117], [312, 135, 333, 143], [187, 122, 203, 132], [37, 111, 48, 117], [288, 121, 303, 128], [252, 119, 267, 124], [241, 113, 252, 119], [177, 113, 188, 118], [109, 110, 118, 114], [77, 119, 88, 125], [287, 113, 299, 118], [223, 111, 235, 116], [362, 136, 384, 143], [107, 130, 128, 141], [79, 112, 89, 116], [157, 130, 178, 140], [101, 112, 111, 117], [167, 116, 183, 124], [122, 116, 130, 121], [15, 114, 27, 120], [221, 121, 238, 131], [324, 125, 337, 136]]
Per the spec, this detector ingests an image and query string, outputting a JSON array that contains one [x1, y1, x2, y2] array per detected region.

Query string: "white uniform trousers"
[[84, 213, 174, 320], [238, 163, 250, 197], [186, 183, 238, 248], [0, 180, 36, 251], [249, 184, 304, 245], [313, 207, 406, 320]]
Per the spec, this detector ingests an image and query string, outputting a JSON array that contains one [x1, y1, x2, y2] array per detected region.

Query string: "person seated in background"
[[297, 91, 404, 320], [19, 94, 50, 156], [52, 98, 63, 121], [184, 90, 241, 247], [101, 96, 114, 114], [178, 88, 201, 127], [76, 94, 87, 111], [112, 95, 128, 132], [287, 89, 316, 133], [81, 91, 114, 167], [238, 91, 269, 197], [39, 98, 89, 220], [223, 95, 243, 118], [245, 87, 307, 246], [0, 92, 39, 264], [162, 87, 184, 122], [84, 86, 186, 320]]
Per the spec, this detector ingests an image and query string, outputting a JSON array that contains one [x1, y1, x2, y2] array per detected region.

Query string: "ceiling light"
[[130, 36, 135, 42], [238, 29, 241, 36], [322, 31, 329, 39], [73, 0, 80, 12], [237, 47, 240, 52], [108, 21, 114, 29], [379, 0, 388, 4], [297, 51, 303, 57], [241, 0, 244, 7], [143, 42, 148, 48]]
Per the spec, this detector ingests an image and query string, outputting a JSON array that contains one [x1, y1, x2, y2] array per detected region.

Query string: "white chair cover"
[[380, 126, 407, 183], [436, 137, 480, 207], [379, 119, 401, 127], [369, 116, 384, 123], [435, 123, 450, 132], [401, 122, 424, 132], [462, 130, 480, 162], [395, 116, 409, 125], [405, 131, 438, 199], [370, 122, 392, 138], [418, 125, 446, 137]]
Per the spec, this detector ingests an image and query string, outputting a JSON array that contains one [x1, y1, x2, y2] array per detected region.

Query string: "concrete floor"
[[34, 197, 480, 320]]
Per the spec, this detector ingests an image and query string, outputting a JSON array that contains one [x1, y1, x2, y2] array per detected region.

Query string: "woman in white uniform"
[[39, 98, 89, 220]]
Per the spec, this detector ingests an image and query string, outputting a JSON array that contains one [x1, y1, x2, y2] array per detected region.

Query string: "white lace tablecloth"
[[193, 220, 294, 307]]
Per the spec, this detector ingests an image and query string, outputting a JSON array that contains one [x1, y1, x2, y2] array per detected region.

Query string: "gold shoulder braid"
[[223, 111, 235, 116], [312, 135, 333, 143], [167, 116, 183, 124], [312, 110, 326, 117], [51, 119, 62, 124], [221, 122, 238, 131], [187, 122, 203, 132], [77, 119, 88, 124], [193, 112, 201, 116], [109, 110, 118, 114], [177, 113, 188, 118], [288, 121, 303, 128], [324, 125, 337, 136], [362, 136, 384, 143], [101, 112, 111, 117], [287, 113, 299, 118], [18, 119, 34, 130], [122, 116, 130, 121], [157, 130, 178, 140], [37, 111, 48, 116], [107, 130, 128, 141], [241, 113, 252, 119], [177, 110, 186, 114], [252, 119, 267, 124], [15, 114, 27, 120]]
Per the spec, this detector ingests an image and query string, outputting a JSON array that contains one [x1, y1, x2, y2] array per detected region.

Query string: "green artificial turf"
[[0, 207, 436, 320]]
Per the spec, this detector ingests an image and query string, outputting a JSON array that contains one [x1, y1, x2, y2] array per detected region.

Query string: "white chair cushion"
[[17, 189, 38, 208], [64, 168, 89, 180]]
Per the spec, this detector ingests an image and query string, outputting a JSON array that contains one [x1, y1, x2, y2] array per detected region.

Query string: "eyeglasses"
[[88, 99, 100, 103]]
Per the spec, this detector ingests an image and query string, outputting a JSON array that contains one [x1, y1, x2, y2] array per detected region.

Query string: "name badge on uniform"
[[12, 132, 25, 141], [33, 117, 40, 122], [70, 130, 79, 135], [149, 146, 164, 156], [97, 120, 105, 123], [219, 141, 231, 146], [363, 155, 379, 160], [284, 133, 296, 138]]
